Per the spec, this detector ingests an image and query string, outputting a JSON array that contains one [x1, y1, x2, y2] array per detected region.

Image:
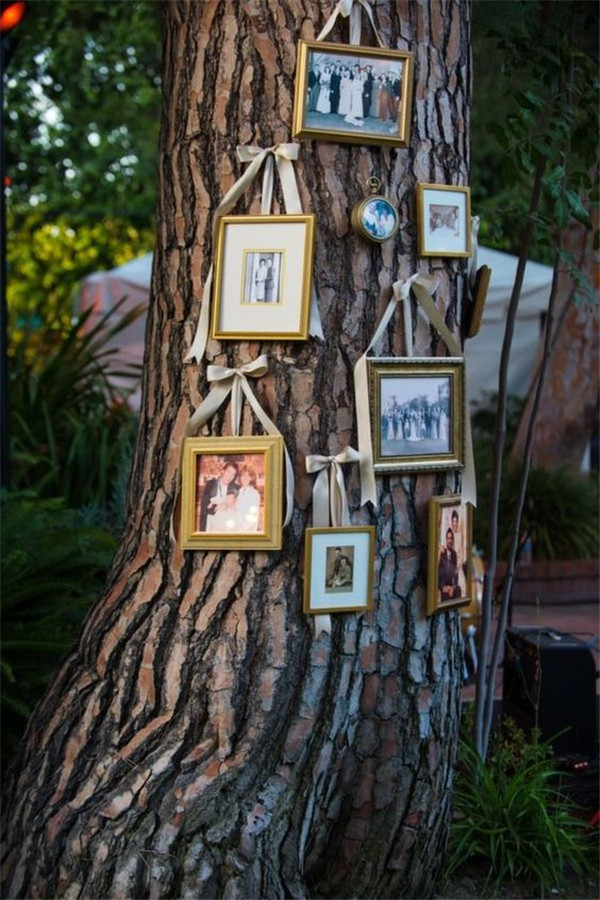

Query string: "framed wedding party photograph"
[[303, 526, 375, 615], [180, 435, 283, 550], [416, 184, 472, 258], [369, 357, 465, 473], [211, 214, 315, 341], [293, 40, 413, 147], [427, 494, 473, 615]]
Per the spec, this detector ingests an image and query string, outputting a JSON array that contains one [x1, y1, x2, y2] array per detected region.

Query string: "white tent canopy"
[[78, 247, 553, 404]]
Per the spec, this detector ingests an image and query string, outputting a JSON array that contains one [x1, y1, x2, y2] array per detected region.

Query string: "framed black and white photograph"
[[293, 40, 413, 147], [369, 357, 465, 473], [427, 494, 473, 615], [303, 527, 375, 615], [179, 435, 284, 550], [211, 214, 315, 341], [417, 184, 471, 258]]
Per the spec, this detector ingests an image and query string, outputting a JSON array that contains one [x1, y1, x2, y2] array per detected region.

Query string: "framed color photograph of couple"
[[427, 495, 473, 615], [293, 40, 413, 147], [369, 357, 465, 473], [304, 527, 375, 615], [211, 215, 315, 341], [179, 435, 283, 550], [416, 184, 471, 258]]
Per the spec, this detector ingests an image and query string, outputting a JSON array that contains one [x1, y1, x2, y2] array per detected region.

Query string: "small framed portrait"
[[303, 527, 375, 615], [293, 40, 413, 148], [211, 214, 315, 341], [417, 184, 472, 258], [369, 357, 465, 473], [427, 494, 473, 615], [180, 435, 283, 550], [351, 195, 399, 243]]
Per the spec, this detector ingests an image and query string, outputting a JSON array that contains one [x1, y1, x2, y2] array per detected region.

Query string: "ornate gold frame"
[[211, 214, 315, 341], [180, 435, 283, 550], [293, 40, 413, 148], [369, 357, 465, 473], [303, 526, 376, 615], [416, 183, 472, 258], [427, 494, 473, 615]]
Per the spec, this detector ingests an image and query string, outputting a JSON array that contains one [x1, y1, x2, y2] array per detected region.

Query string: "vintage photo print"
[[417, 184, 471, 257], [369, 358, 465, 473], [211, 214, 315, 341], [196, 453, 265, 535], [427, 495, 472, 615], [242, 251, 284, 305], [324, 545, 355, 593], [303, 527, 375, 615], [358, 197, 398, 242], [293, 41, 413, 147], [380, 374, 452, 457]]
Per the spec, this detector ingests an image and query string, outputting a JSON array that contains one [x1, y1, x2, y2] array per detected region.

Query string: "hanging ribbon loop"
[[306, 446, 361, 528], [185, 142, 323, 365], [353, 273, 477, 510], [183, 355, 295, 527], [316, 0, 385, 48]]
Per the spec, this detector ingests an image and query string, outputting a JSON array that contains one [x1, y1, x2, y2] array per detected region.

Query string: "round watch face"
[[356, 196, 399, 242]]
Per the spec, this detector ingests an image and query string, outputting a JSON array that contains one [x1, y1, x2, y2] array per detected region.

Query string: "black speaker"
[[503, 627, 598, 758]]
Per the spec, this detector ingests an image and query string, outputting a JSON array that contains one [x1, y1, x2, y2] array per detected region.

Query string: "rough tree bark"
[[1, 2, 471, 897], [510, 219, 599, 472]]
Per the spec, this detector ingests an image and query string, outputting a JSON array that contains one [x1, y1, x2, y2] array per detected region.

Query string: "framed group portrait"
[[427, 494, 473, 615], [303, 527, 375, 615], [416, 184, 472, 258], [179, 435, 283, 550], [368, 357, 465, 473], [293, 40, 413, 148], [211, 214, 315, 341]]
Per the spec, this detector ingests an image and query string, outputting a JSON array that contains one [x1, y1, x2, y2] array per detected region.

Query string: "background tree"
[[1, 2, 471, 898]]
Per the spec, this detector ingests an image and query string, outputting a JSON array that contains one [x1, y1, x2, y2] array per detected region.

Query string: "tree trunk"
[[511, 219, 599, 472], [1, 2, 471, 897]]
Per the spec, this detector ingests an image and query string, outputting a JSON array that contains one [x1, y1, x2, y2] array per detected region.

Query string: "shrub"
[[447, 719, 595, 895], [9, 300, 142, 519], [1, 493, 118, 767]]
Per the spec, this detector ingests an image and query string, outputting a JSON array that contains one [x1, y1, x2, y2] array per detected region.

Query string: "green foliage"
[[471, 395, 599, 560], [4, 0, 161, 225], [9, 302, 141, 518], [471, 0, 599, 262], [1, 493, 117, 766], [447, 720, 595, 895], [6, 209, 153, 338]]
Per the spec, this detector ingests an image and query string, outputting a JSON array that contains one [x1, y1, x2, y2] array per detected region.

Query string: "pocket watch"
[[351, 176, 399, 244]]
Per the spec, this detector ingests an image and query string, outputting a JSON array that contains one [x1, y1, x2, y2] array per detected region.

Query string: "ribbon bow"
[[184, 355, 295, 526], [317, 0, 384, 48], [306, 446, 361, 527]]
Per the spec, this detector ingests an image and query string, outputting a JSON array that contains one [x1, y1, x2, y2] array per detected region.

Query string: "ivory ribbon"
[[354, 274, 437, 508], [185, 143, 323, 365], [306, 446, 361, 529], [316, 0, 385, 48], [305, 446, 361, 635], [184, 355, 295, 527], [469, 215, 480, 292], [354, 274, 477, 509]]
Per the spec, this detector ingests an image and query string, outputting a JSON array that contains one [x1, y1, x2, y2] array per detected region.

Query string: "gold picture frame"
[[427, 494, 473, 615], [303, 526, 376, 615], [211, 214, 315, 341], [293, 40, 413, 148], [417, 183, 472, 258], [180, 435, 283, 550], [369, 357, 465, 473]]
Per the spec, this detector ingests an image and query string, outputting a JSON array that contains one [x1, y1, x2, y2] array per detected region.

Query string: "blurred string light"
[[1, 1, 28, 35]]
